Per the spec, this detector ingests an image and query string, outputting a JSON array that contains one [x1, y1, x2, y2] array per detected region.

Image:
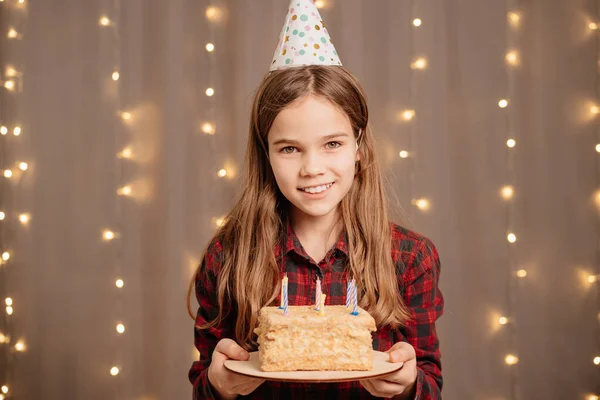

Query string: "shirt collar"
[[275, 219, 349, 259]]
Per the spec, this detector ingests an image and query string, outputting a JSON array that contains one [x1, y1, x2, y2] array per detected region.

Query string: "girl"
[[186, 64, 444, 399]]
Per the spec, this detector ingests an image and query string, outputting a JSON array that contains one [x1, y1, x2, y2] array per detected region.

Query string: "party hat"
[[270, 0, 342, 71]]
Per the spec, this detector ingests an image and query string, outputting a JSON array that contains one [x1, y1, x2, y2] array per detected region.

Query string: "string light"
[[1, 0, 30, 395], [592, 2, 600, 399], [399, 151, 409, 159], [314, 0, 326, 9], [504, 354, 519, 365], [201, 122, 215, 135], [412, 198, 431, 212], [502, 4, 521, 398], [399, 109, 415, 121], [217, 169, 227, 178], [18, 213, 29, 224], [412, 18, 422, 27], [410, 57, 427, 70], [101, 0, 127, 392], [205, 88, 215, 97], [205, 43, 215, 52]]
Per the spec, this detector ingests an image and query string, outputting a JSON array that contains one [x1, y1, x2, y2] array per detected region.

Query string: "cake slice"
[[254, 305, 376, 372]]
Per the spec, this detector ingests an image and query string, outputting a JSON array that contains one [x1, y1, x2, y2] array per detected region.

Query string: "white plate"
[[223, 350, 403, 383]]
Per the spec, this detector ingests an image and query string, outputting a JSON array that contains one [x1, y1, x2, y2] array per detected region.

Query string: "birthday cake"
[[254, 304, 377, 372]]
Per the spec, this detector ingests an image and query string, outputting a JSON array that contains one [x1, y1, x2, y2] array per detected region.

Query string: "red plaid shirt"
[[189, 222, 444, 399]]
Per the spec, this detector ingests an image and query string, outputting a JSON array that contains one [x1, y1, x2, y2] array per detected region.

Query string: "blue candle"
[[350, 279, 358, 316], [345, 278, 351, 308], [283, 274, 289, 315]]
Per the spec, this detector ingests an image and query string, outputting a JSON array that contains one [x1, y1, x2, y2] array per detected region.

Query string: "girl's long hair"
[[186, 65, 411, 350]]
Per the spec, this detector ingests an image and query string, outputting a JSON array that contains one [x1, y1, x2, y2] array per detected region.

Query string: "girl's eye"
[[326, 141, 342, 149], [281, 146, 297, 154]]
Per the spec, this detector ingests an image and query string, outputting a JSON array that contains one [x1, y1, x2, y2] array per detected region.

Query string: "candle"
[[345, 278, 352, 308], [319, 294, 326, 316], [350, 279, 359, 316], [314, 277, 322, 311], [283, 274, 289, 315]]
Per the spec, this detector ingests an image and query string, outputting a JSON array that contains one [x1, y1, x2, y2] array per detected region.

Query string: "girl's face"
[[267, 95, 359, 223]]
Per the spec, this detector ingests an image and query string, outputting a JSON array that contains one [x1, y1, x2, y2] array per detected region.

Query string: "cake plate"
[[223, 350, 404, 383]]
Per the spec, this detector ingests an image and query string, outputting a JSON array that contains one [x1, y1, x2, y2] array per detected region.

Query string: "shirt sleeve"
[[399, 237, 444, 400], [188, 238, 233, 400]]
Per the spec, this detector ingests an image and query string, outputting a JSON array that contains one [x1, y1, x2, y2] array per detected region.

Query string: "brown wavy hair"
[[186, 65, 411, 350]]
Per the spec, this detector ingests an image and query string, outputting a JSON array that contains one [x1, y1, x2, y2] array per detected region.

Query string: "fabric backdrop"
[[0, 0, 598, 399]]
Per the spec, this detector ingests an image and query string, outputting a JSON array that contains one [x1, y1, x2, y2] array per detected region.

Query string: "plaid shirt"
[[189, 222, 444, 399]]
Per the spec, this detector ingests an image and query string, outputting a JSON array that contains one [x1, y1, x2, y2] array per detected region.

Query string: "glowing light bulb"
[[314, 0, 326, 8], [205, 43, 215, 52], [215, 217, 225, 227], [516, 269, 527, 278], [591, 105, 600, 115], [501, 186, 514, 200], [411, 57, 427, 70], [206, 88, 215, 97], [5, 67, 17, 77], [0, 386, 7, 394], [0, 126, 7, 135], [19, 213, 30, 224], [13, 126, 21, 136], [5, 298, 12, 306], [399, 151, 409, 159], [202, 123, 215, 135], [7, 28, 18, 39], [596, 144, 600, 153], [12, 341, 23, 351], [115, 278, 124, 288], [498, 316, 508, 325], [505, 50, 519, 66], [504, 354, 518, 365], [400, 109, 415, 121], [103, 230, 116, 241], [100, 16, 111, 26], [507, 233, 517, 243], [112, 71, 120, 81], [413, 18, 422, 27], [217, 169, 227, 178], [507, 12, 521, 27], [118, 147, 132, 159], [19, 162, 28, 171], [117, 186, 132, 196], [0, 212, 5, 220], [586, 395, 599, 400], [5, 307, 13, 315], [4, 170, 12, 178], [507, 139, 516, 148], [594, 356, 600, 365], [2, 252, 9, 261], [0, 333, 8, 343], [110, 366, 120, 376], [116, 323, 125, 333], [588, 275, 598, 283], [590, 22, 599, 30], [413, 198, 431, 211], [121, 112, 131, 121], [205, 6, 223, 22], [498, 99, 509, 108], [4, 80, 15, 91]]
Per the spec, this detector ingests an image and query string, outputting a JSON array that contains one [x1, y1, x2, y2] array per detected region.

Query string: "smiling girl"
[[187, 2, 444, 399]]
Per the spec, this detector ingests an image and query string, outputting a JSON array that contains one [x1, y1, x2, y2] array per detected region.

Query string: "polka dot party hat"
[[270, 0, 342, 71]]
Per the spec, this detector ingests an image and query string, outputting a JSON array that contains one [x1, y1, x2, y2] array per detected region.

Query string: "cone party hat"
[[270, 0, 342, 71]]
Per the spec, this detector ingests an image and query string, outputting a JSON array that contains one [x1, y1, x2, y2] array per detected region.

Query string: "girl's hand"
[[359, 342, 418, 399], [207, 338, 265, 400]]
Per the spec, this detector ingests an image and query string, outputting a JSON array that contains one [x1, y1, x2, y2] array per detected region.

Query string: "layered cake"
[[254, 305, 377, 372]]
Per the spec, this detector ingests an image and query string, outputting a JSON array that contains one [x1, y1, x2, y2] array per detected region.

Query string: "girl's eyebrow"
[[272, 132, 349, 146]]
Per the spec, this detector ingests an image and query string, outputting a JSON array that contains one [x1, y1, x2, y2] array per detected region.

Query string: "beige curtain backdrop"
[[0, 0, 597, 399]]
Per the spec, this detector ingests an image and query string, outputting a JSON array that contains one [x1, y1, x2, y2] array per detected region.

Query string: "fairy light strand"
[[503, 2, 521, 399], [593, 0, 600, 397], [0, 1, 29, 398]]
